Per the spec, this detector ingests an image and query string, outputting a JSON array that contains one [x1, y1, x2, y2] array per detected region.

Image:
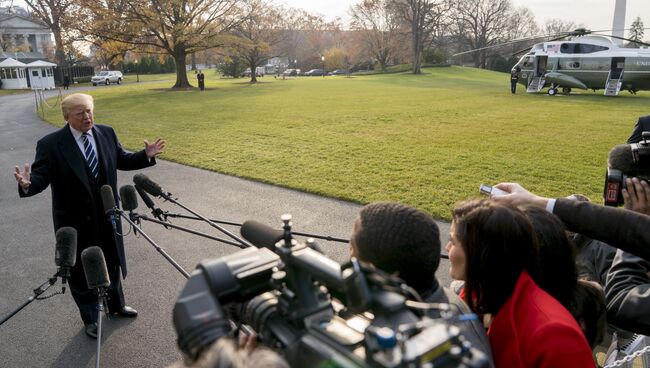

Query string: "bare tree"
[[542, 18, 577, 36], [452, 0, 515, 68], [19, 0, 77, 65], [350, 0, 401, 71], [391, 0, 452, 74], [78, 0, 241, 88], [231, 0, 286, 83]]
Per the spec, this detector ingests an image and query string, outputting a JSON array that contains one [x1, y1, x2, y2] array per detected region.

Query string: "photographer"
[[348, 202, 494, 364], [627, 115, 650, 144]]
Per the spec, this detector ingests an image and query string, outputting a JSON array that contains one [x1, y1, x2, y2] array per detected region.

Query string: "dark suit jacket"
[[19, 124, 155, 278], [627, 115, 650, 143], [553, 198, 650, 261]]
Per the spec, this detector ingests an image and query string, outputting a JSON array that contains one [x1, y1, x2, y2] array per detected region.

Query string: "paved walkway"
[[0, 87, 451, 367]]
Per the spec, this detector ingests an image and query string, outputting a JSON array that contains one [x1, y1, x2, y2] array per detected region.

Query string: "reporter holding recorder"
[[13, 93, 165, 339]]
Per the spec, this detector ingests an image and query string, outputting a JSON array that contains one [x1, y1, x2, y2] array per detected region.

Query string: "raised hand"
[[14, 163, 31, 190], [144, 138, 166, 158]]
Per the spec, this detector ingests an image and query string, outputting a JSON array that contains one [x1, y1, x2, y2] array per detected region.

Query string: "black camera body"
[[604, 131, 650, 206], [173, 216, 489, 367]]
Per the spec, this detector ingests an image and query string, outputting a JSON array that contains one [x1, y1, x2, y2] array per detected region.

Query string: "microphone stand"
[[0, 272, 60, 326], [156, 193, 252, 248], [93, 286, 107, 368], [136, 214, 246, 249], [161, 212, 350, 243], [117, 210, 190, 279]]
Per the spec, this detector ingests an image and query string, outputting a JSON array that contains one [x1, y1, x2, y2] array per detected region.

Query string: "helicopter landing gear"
[[562, 87, 571, 94], [548, 87, 558, 96]]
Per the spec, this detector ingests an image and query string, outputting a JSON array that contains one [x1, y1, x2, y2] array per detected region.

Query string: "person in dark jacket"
[[627, 115, 650, 144], [197, 70, 205, 91], [348, 202, 494, 365], [13, 93, 165, 338], [510, 67, 520, 94]]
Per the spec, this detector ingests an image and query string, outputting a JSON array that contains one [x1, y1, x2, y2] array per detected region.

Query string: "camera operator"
[[348, 202, 494, 365], [627, 115, 650, 144]]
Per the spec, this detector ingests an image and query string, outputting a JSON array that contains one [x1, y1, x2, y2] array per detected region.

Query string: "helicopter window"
[[561, 43, 609, 54], [522, 56, 533, 67], [565, 61, 580, 69]]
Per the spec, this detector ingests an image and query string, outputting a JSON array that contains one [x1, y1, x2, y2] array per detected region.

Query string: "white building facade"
[[0, 12, 53, 57]]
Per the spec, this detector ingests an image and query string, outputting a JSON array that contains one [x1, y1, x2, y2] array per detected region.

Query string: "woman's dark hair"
[[522, 206, 578, 308], [570, 280, 607, 349], [452, 200, 539, 315]]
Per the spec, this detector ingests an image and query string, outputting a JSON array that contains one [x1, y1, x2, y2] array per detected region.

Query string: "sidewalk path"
[[0, 88, 451, 367]]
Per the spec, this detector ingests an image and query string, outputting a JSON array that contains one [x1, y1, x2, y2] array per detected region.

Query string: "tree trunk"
[[411, 13, 421, 74], [172, 46, 191, 89], [249, 61, 257, 83], [51, 26, 65, 66]]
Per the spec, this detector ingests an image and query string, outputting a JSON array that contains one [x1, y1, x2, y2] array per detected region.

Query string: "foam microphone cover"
[[241, 221, 284, 249], [81, 246, 111, 289], [135, 185, 156, 209], [608, 144, 636, 174], [133, 174, 164, 197], [119, 185, 139, 211], [100, 185, 116, 215], [55, 227, 77, 268]]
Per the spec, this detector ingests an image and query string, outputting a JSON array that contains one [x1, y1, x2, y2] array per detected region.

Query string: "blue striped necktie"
[[82, 132, 99, 179]]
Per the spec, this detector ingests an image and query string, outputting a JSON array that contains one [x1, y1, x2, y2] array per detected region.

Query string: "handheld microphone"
[[81, 246, 111, 290], [133, 173, 168, 199], [241, 221, 284, 249], [100, 185, 119, 232], [55, 227, 77, 291]]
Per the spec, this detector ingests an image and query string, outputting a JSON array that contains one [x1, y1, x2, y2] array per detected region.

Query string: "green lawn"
[[43, 67, 649, 220]]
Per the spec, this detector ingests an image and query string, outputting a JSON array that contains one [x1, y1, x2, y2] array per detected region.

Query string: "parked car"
[[330, 69, 349, 76], [304, 69, 325, 76], [241, 67, 265, 78], [91, 71, 122, 86], [282, 68, 297, 76]]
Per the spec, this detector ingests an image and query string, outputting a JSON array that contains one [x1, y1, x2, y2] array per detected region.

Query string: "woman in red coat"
[[446, 200, 594, 368]]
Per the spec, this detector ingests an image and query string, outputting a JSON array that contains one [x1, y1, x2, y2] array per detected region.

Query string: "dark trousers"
[[68, 249, 125, 325], [511, 80, 517, 94]]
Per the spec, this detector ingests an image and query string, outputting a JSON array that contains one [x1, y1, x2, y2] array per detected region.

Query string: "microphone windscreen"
[[81, 246, 111, 289], [120, 185, 139, 211], [55, 227, 77, 268], [133, 174, 164, 197], [608, 145, 636, 174], [135, 185, 156, 209], [100, 185, 116, 215], [241, 221, 283, 249]]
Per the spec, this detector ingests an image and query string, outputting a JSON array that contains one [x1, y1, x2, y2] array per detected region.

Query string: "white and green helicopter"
[[512, 29, 650, 96]]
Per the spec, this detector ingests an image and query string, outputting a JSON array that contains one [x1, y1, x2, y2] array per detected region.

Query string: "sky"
[[277, 0, 650, 33]]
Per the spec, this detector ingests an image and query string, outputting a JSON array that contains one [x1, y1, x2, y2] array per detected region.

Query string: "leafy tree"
[[218, 55, 246, 78], [19, 0, 77, 65], [231, 0, 286, 83], [78, 0, 242, 89], [629, 17, 645, 47]]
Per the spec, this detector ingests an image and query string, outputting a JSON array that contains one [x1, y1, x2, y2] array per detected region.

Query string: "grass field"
[[42, 67, 650, 220]]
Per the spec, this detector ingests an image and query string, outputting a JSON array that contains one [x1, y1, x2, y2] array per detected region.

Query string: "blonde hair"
[[61, 93, 94, 118]]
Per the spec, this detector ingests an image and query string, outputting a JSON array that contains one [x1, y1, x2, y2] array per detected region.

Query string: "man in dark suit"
[[14, 93, 165, 338], [627, 115, 650, 143]]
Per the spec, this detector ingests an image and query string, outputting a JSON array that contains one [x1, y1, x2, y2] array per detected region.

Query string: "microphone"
[[55, 227, 77, 290], [241, 221, 284, 249], [119, 185, 139, 212], [81, 246, 111, 290], [100, 185, 119, 232], [133, 173, 167, 198], [135, 184, 167, 223]]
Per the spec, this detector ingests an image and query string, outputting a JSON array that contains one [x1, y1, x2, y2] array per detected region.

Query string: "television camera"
[[604, 131, 650, 206], [173, 215, 489, 367]]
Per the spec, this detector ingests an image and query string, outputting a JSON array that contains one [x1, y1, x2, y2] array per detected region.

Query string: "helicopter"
[[513, 29, 650, 96], [453, 28, 650, 96]]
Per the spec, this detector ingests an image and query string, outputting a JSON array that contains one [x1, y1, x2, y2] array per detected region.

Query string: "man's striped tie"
[[82, 132, 99, 179]]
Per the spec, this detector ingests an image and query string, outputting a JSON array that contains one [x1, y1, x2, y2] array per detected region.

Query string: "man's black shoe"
[[113, 306, 138, 318], [85, 323, 98, 339]]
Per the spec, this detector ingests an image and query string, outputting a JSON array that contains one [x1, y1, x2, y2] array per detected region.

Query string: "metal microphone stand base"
[[94, 290, 107, 368]]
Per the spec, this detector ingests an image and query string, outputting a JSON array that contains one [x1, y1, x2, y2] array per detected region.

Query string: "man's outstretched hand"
[[14, 164, 31, 190], [144, 138, 166, 158]]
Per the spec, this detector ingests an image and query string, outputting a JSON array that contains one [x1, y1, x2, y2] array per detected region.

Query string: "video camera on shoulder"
[[604, 131, 650, 206], [172, 215, 489, 367]]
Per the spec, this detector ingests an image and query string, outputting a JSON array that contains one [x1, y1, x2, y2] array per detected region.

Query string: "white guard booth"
[[26, 60, 57, 89], [0, 58, 28, 89]]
